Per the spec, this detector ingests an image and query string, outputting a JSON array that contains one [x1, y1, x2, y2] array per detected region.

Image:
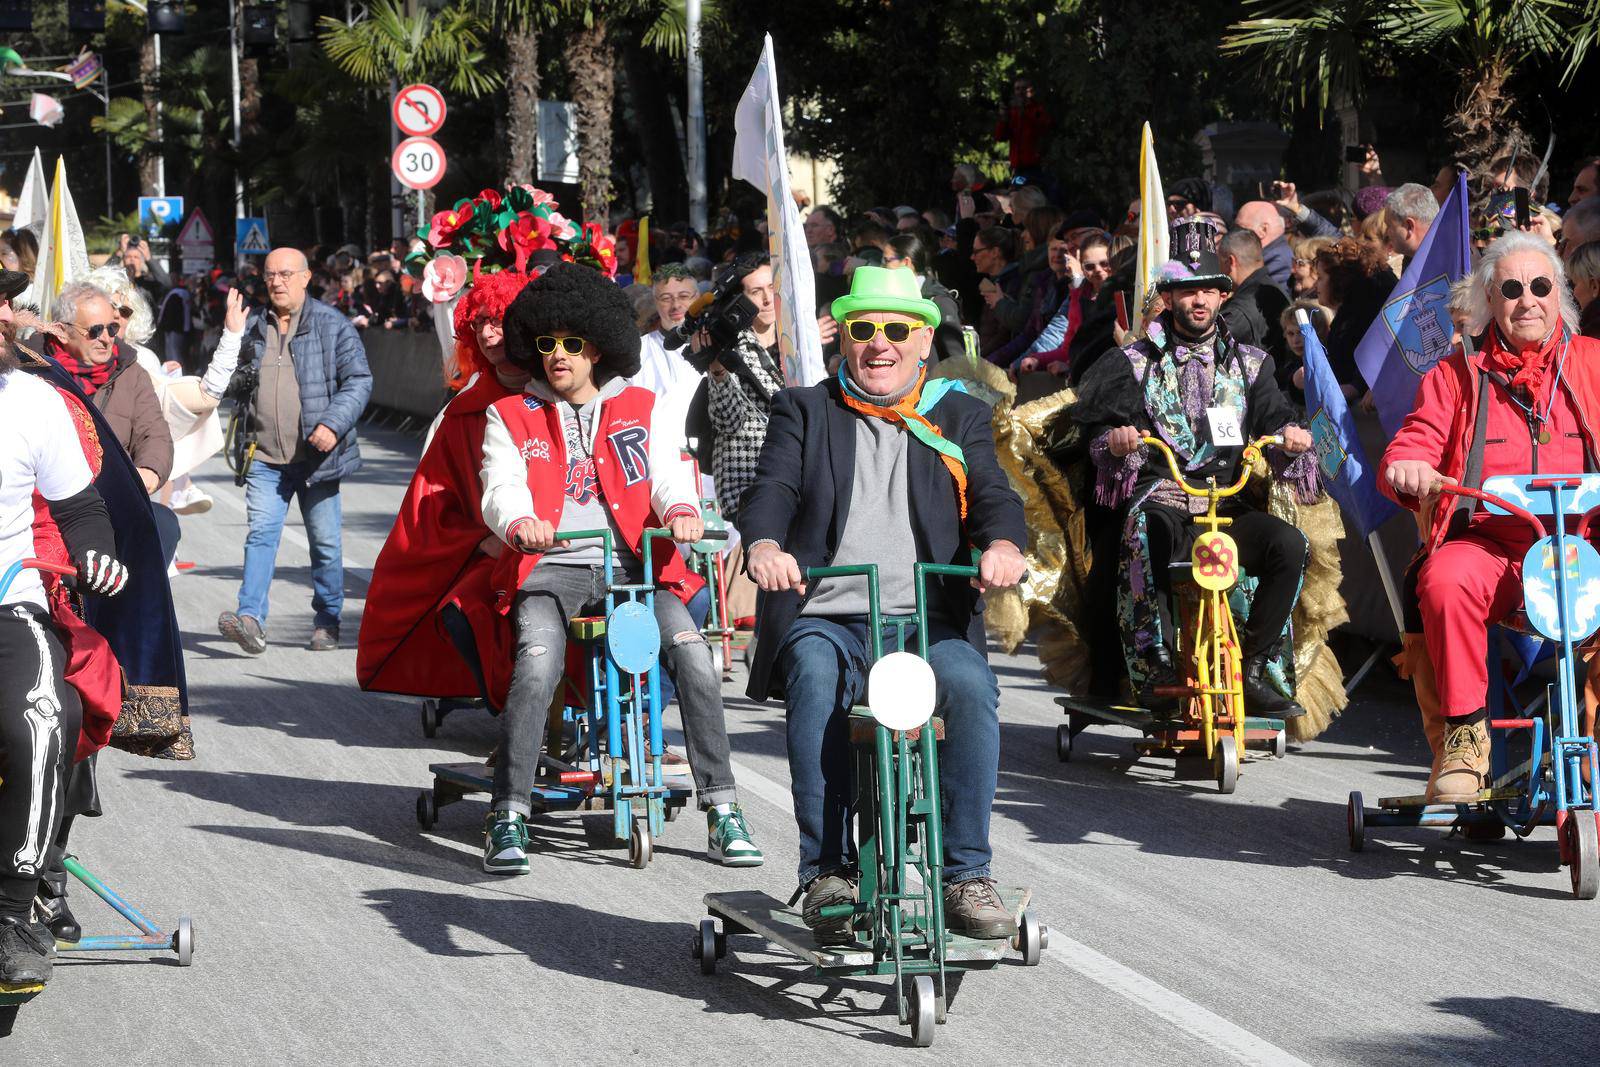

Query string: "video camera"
[[662, 276, 760, 370]]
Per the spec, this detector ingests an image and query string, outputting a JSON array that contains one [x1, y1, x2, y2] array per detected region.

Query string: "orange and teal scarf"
[[837, 366, 970, 520]]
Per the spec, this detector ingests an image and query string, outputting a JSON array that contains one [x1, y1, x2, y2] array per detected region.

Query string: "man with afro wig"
[[477, 262, 762, 874]]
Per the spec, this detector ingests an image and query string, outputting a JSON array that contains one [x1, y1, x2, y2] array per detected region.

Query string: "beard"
[[1171, 303, 1216, 339], [0, 320, 17, 372]]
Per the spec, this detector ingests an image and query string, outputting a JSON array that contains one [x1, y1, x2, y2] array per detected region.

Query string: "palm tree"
[[1223, 0, 1577, 186], [318, 0, 504, 97], [477, 1, 560, 188]]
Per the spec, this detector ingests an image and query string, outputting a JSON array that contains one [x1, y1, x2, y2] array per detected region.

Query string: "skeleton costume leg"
[[0, 606, 82, 906]]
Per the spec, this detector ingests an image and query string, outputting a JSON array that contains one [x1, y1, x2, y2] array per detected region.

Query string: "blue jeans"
[[779, 616, 999, 887], [239, 461, 343, 629], [658, 585, 711, 710]]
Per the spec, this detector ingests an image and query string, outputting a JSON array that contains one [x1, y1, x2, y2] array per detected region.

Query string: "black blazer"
[[739, 378, 1027, 700]]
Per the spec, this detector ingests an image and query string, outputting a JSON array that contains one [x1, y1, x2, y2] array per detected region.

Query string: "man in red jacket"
[[477, 263, 761, 875], [1381, 232, 1600, 801]]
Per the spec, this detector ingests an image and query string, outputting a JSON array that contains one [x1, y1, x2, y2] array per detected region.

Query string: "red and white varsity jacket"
[[480, 376, 701, 612]]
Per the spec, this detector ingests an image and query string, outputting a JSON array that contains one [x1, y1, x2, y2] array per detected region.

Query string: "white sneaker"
[[172, 486, 213, 515]]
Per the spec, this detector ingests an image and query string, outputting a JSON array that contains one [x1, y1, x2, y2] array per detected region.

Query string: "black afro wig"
[[502, 261, 641, 383]]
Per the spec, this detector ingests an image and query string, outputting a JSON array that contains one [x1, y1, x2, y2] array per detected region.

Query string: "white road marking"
[[726, 753, 1314, 1067]]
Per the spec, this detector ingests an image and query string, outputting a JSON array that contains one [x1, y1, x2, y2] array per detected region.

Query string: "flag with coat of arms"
[[1299, 308, 1398, 539]]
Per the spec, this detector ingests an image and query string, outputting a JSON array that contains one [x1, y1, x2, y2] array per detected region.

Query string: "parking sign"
[[138, 196, 184, 241]]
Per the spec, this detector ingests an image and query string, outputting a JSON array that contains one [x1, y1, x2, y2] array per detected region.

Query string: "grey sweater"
[[802, 376, 921, 618]]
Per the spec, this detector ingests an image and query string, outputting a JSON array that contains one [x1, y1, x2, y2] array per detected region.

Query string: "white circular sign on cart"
[[392, 83, 447, 137], [867, 652, 937, 732], [392, 136, 447, 191]]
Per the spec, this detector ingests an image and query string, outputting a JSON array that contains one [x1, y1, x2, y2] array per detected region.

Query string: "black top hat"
[[0, 269, 27, 301], [1156, 219, 1233, 292]]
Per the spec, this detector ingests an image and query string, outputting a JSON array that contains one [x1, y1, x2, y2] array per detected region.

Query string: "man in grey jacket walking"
[[218, 247, 372, 653]]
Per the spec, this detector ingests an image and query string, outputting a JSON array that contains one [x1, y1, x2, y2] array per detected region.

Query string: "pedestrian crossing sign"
[[236, 218, 271, 255]]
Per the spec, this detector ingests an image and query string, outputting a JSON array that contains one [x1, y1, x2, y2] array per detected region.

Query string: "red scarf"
[[1482, 324, 1565, 399], [46, 336, 120, 397]]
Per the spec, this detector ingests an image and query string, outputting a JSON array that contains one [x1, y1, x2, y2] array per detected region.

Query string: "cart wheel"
[[909, 975, 936, 1047], [1464, 817, 1507, 842], [415, 790, 437, 831], [1056, 723, 1073, 763], [665, 804, 681, 823], [1214, 735, 1238, 794], [174, 917, 194, 967], [1015, 912, 1044, 966], [420, 698, 440, 739], [1273, 729, 1287, 759], [629, 818, 653, 869], [1347, 791, 1365, 853], [1571, 812, 1599, 900], [695, 918, 718, 974]]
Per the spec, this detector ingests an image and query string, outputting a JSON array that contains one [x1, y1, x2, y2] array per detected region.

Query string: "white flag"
[[1133, 122, 1169, 333], [29, 156, 90, 319], [733, 34, 824, 388], [13, 148, 48, 233], [29, 92, 63, 128]]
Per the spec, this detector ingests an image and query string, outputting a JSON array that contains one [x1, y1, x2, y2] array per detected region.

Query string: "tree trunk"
[[505, 22, 540, 186], [241, 56, 263, 137], [620, 38, 688, 221], [568, 17, 615, 225], [138, 35, 160, 196], [1449, 56, 1522, 205]]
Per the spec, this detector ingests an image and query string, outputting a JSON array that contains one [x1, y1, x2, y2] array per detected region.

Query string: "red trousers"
[[1416, 525, 1534, 718]]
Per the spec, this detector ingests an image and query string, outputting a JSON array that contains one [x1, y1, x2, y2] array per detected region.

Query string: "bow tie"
[[1173, 341, 1214, 366]]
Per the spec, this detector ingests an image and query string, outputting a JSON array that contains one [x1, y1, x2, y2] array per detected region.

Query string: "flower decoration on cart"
[[406, 183, 618, 305]]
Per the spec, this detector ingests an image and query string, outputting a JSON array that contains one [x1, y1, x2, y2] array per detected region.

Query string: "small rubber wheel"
[[1347, 791, 1365, 853], [909, 975, 936, 1047], [1056, 723, 1073, 763], [415, 790, 437, 831], [696, 918, 718, 974], [1464, 817, 1507, 842], [665, 804, 681, 823], [1214, 735, 1239, 794], [1016, 912, 1044, 966], [629, 818, 653, 869], [420, 699, 439, 739], [1571, 813, 1599, 900], [175, 918, 194, 967], [1273, 729, 1287, 759]]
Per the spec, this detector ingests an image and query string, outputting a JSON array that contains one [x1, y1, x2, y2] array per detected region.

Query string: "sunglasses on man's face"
[[845, 319, 925, 345], [535, 335, 588, 356], [1500, 276, 1554, 300], [73, 321, 121, 341]]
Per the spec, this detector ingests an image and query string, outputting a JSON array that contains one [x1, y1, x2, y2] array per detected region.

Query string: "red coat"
[[357, 373, 516, 701], [481, 383, 701, 616], [1380, 333, 1600, 551]]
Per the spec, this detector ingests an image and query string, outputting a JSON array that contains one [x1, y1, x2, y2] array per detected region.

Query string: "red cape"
[[358, 375, 518, 705]]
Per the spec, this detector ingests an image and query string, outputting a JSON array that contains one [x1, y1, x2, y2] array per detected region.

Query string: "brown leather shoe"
[[218, 612, 267, 655], [944, 877, 1017, 940], [307, 626, 340, 652], [1432, 718, 1490, 803]]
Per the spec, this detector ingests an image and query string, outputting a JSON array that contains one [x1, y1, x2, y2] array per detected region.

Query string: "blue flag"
[[1354, 172, 1473, 437], [1300, 309, 1399, 538]]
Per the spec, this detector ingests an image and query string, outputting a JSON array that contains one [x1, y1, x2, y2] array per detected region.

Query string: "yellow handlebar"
[[1139, 434, 1284, 499]]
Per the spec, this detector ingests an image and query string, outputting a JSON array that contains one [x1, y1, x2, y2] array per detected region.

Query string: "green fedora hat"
[[830, 265, 942, 328]]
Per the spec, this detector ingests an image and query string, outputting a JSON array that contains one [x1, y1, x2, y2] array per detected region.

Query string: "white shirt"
[[632, 329, 702, 462], [0, 369, 94, 611]]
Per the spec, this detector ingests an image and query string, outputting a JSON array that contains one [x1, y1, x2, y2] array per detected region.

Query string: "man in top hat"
[[741, 266, 1028, 944], [1072, 220, 1318, 718]]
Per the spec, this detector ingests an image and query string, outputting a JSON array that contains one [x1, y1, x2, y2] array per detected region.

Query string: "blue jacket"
[[241, 296, 373, 485], [738, 379, 1027, 700]]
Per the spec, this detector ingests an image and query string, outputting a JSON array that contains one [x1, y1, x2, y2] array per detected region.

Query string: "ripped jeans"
[[492, 561, 736, 817]]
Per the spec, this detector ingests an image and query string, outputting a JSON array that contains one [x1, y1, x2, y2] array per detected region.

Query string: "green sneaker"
[[707, 804, 764, 867], [483, 811, 530, 874]]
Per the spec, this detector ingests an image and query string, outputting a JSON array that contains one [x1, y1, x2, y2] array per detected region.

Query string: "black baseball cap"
[[0, 269, 27, 301]]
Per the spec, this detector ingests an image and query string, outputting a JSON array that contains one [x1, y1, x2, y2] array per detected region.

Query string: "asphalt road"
[[8, 424, 1598, 1065]]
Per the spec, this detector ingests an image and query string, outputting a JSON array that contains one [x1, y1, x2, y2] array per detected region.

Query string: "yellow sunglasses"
[[535, 335, 589, 356], [844, 319, 928, 345]]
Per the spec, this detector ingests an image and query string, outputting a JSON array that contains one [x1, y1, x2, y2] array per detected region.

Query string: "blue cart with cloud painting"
[[1346, 475, 1600, 899]]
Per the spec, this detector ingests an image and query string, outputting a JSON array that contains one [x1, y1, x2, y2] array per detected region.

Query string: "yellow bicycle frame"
[[1139, 434, 1283, 760]]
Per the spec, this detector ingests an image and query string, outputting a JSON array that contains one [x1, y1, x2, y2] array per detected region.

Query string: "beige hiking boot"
[[1432, 718, 1490, 803]]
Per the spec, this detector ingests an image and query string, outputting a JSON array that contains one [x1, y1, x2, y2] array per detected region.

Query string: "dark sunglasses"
[[535, 335, 587, 356], [73, 321, 121, 341], [845, 319, 924, 344], [1500, 277, 1554, 300]]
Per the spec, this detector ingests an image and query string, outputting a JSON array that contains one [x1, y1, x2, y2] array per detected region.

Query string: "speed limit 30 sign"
[[392, 136, 447, 190]]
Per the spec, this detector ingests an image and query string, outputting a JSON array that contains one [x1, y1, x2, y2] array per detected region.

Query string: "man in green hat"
[[740, 265, 1029, 944]]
